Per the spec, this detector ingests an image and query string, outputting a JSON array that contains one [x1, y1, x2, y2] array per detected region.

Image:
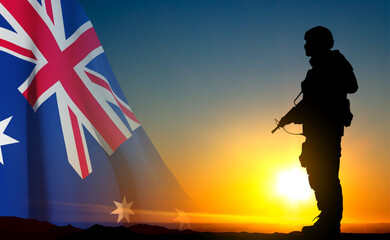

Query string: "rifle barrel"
[[271, 126, 280, 134]]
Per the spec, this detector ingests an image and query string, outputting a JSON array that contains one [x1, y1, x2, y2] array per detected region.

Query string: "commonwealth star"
[[0, 116, 19, 165]]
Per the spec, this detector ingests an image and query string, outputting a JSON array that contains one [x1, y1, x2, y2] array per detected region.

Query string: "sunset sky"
[[79, 0, 389, 230]]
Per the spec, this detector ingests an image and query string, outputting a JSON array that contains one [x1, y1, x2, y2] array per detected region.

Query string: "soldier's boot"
[[302, 213, 340, 239]]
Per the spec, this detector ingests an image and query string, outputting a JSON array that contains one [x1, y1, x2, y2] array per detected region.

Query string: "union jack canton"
[[0, 0, 140, 179]]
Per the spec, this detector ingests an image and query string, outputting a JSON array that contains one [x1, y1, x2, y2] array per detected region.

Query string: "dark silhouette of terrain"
[[0, 216, 81, 239], [0, 217, 389, 240]]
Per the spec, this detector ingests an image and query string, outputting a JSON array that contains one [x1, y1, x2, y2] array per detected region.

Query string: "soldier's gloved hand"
[[278, 117, 289, 128]]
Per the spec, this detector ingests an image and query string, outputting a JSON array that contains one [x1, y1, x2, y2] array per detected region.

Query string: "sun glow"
[[277, 167, 312, 201]]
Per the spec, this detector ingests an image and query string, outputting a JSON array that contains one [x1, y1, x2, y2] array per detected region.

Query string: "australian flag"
[[0, 0, 191, 227]]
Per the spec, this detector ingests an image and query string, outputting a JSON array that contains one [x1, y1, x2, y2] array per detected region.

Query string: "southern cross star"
[[111, 196, 134, 223], [0, 116, 19, 165], [174, 208, 191, 230]]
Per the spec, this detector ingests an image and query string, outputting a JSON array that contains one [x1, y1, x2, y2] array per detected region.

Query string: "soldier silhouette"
[[273, 26, 358, 238]]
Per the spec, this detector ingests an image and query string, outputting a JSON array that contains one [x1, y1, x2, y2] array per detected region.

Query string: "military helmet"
[[304, 26, 334, 50]]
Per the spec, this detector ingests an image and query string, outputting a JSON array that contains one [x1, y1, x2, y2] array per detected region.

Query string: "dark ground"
[[0, 217, 389, 240]]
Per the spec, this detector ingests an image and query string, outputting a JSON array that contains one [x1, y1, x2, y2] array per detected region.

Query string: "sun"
[[277, 167, 312, 201]]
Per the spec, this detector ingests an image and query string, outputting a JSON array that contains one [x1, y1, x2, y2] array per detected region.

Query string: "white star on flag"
[[111, 196, 134, 223], [0, 116, 19, 165], [174, 208, 191, 230]]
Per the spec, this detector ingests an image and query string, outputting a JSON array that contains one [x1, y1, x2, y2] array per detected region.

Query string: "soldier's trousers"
[[299, 136, 343, 223]]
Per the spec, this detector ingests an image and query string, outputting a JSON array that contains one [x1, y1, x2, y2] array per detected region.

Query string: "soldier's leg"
[[307, 160, 343, 223], [300, 139, 324, 212], [317, 139, 343, 223], [301, 137, 343, 237]]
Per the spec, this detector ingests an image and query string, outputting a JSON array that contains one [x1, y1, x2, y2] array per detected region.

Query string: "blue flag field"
[[0, 0, 191, 227]]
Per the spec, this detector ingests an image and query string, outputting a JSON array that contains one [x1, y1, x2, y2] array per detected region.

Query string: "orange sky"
[[147, 96, 390, 227]]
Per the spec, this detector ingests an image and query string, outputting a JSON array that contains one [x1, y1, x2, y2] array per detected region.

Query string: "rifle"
[[271, 91, 303, 135]]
